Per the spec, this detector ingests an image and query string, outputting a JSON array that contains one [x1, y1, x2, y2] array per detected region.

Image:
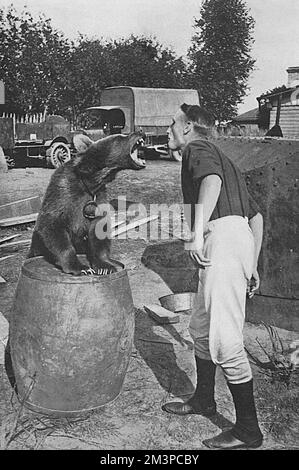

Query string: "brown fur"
[[28, 132, 145, 275]]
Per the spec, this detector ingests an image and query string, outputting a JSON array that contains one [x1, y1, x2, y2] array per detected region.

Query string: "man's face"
[[167, 109, 187, 151]]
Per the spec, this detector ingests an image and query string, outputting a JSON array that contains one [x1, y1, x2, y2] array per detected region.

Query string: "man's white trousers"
[[189, 215, 255, 384]]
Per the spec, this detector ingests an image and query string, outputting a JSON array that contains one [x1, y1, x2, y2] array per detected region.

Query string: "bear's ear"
[[73, 134, 93, 153]]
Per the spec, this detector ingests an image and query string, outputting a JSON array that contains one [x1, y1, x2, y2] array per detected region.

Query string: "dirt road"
[[0, 161, 298, 450]]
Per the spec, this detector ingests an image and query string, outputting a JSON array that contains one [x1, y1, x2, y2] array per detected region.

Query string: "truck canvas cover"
[[100, 87, 199, 129]]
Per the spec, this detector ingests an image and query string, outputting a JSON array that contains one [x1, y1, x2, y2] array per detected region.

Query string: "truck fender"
[[44, 136, 69, 148]]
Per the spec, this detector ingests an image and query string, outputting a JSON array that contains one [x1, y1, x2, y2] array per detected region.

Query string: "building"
[[232, 67, 299, 138], [231, 107, 260, 134], [257, 66, 299, 138]]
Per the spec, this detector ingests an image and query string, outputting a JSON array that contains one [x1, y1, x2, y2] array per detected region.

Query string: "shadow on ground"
[[134, 309, 193, 397], [133, 308, 233, 433], [141, 240, 199, 293]]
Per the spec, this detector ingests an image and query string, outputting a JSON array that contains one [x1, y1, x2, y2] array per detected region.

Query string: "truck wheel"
[[46, 142, 71, 168], [169, 149, 182, 162]]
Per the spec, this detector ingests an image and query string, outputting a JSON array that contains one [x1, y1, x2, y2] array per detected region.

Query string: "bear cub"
[[28, 132, 146, 275]]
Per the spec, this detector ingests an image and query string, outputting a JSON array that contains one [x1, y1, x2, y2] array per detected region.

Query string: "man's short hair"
[[180, 103, 215, 129]]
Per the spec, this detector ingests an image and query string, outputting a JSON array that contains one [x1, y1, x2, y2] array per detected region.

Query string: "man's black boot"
[[162, 356, 217, 417], [203, 379, 263, 449]]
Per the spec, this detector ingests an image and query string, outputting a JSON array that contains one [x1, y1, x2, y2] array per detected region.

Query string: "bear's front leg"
[[30, 227, 90, 275], [60, 246, 90, 275], [87, 217, 124, 274]]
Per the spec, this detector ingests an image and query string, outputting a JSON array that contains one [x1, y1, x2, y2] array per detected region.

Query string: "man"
[[162, 104, 264, 450]]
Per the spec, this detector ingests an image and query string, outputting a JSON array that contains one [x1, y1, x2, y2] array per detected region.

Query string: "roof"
[[257, 87, 293, 100], [103, 86, 198, 96], [232, 108, 260, 124]]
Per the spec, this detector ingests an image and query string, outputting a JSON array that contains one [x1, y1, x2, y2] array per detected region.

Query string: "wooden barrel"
[[9, 256, 135, 417]]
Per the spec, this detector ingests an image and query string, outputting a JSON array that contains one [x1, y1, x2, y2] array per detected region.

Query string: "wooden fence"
[[0, 112, 45, 124]]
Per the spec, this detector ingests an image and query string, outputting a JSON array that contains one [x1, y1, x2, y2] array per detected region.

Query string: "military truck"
[[0, 113, 74, 169], [12, 114, 72, 168], [1, 86, 200, 168], [78, 86, 200, 161], [0, 81, 73, 169]]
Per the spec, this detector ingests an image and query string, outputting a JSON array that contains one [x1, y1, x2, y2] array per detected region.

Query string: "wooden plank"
[[0, 234, 21, 244], [0, 196, 39, 209], [0, 213, 38, 227], [0, 254, 17, 262], [111, 215, 159, 238], [0, 213, 126, 229], [0, 196, 41, 219], [0, 219, 124, 250], [0, 238, 31, 249], [144, 304, 180, 324], [111, 218, 126, 229]]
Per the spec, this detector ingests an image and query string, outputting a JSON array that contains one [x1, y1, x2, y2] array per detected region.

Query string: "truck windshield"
[[77, 108, 126, 133]]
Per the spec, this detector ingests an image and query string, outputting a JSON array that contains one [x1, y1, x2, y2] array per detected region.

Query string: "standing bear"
[[28, 132, 146, 275]]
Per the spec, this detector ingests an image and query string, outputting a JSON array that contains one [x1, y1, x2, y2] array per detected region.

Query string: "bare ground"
[[0, 159, 298, 451]]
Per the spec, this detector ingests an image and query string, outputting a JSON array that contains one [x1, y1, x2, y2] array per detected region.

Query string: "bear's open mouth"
[[130, 138, 146, 169]]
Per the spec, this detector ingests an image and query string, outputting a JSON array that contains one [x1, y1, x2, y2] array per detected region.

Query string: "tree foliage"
[[0, 6, 71, 114], [0, 7, 188, 118], [0, 3, 256, 122], [65, 34, 188, 119], [105, 35, 187, 89], [187, 0, 255, 122], [62, 37, 112, 121]]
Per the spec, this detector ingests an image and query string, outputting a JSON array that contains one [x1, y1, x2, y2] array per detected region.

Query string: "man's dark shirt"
[[181, 139, 260, 228]]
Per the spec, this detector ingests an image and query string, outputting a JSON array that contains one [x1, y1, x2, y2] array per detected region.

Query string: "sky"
[[1, 0, 299, 114]]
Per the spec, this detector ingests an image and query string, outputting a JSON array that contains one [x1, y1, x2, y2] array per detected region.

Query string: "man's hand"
[[247, 268, 260, 299], [185, 238, 211, 269]]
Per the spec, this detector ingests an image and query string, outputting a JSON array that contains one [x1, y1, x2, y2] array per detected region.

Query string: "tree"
[[106, 35, 187, 89], [187, 0, 255, 122], [66, 34, 188, 120], [0, 7, 188, 119], [0, 6, 71, 114], [63, 36, 113, 120]]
